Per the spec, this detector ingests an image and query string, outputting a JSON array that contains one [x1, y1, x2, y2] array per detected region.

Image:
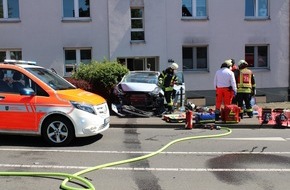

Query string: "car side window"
[[0, 69, 12, 92], [18, 71, 49, 96], [0, 69, 29, 93], [0, 69, 48, 96], [11, 71, 26, 93], [0, 69, 14, 93], [30, 80, 49, 97]]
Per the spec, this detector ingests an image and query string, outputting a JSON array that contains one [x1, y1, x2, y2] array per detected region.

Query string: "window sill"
[[182, 69, 209, 73], [62, 17, 92, 23], [0, 18, 21, 23], [130, 40, 146, 44], [251, 67, 270, 72], [181, 17, 208, 21], [244, 16, 270, 21]]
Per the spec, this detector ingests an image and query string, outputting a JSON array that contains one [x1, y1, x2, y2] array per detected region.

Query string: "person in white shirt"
[[214, 59, 237, 121]]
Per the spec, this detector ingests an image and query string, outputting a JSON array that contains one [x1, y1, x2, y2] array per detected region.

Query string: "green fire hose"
[[0, 127, 232, 190]]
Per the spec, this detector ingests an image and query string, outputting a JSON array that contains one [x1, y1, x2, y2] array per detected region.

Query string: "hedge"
[[70, 59, 129, 105]]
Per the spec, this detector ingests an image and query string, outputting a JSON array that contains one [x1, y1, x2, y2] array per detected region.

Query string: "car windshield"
[[26, 67, 76, 90], [175, 71, 184, 84], [123, 72, 159, 84]]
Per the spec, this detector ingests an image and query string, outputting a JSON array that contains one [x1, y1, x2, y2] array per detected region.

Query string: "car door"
[[0, 69, 38, 131]]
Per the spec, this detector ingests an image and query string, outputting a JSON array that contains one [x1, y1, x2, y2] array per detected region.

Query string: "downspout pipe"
[[288, 1, 290, 101]]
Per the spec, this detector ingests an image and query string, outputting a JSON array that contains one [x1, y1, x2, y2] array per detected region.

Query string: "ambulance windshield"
[[26, 67, 76, 90]]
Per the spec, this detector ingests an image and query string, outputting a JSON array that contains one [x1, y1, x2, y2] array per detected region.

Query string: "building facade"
[[0, 0, 289, 105]]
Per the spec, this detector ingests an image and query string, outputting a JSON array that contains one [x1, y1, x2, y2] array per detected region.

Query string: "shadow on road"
[[0, 134, 103, 147]]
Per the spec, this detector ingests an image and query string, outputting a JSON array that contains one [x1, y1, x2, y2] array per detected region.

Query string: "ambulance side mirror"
[[20, 88, 35, 96]]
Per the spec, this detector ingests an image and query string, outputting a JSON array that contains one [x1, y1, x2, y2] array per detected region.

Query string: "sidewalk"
[[109, 102, 290, 129]]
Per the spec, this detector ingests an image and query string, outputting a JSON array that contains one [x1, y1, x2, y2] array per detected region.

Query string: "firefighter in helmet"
[[234, 60, 256, 118], [158, 62, 179, 113]]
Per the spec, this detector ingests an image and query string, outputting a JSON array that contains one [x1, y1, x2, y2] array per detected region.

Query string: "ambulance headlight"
[[71, 101, 96, 114]]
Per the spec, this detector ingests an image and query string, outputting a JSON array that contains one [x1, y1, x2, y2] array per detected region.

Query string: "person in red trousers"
[[214, 59, 237, 121]]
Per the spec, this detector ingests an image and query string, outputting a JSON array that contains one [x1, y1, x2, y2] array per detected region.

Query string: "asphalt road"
[[0, 127, 290, 190]]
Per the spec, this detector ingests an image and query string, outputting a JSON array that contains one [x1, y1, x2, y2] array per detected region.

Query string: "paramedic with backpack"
[[214, 59, 237, 121], [234, 60, 256, 118], [158, 63, 179, 114]]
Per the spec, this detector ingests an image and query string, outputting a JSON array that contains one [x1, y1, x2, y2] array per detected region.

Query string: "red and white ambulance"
[[0, 60, 110, 146]]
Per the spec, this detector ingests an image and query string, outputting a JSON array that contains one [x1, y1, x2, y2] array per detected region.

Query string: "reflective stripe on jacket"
[[158, 71, 178, 91], [236, 68, 255, 93]]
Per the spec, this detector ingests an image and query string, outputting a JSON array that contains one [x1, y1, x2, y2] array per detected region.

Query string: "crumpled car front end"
[[112, 71, 167, 116], [114, 82, 163, 110]]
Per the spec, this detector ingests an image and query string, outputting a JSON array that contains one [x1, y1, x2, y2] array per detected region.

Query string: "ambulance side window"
[[0, 68, 48, 96], [29, 79, 49, 97], [9, 70, 48, 96], [1, 69, 33, 94], [0, 69, 14, 93]]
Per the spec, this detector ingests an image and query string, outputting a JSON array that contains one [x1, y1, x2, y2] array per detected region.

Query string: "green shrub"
[[72, 59, 129, 104]]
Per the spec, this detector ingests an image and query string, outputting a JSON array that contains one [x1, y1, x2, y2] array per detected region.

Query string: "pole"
[[179, 87, 185, 111]]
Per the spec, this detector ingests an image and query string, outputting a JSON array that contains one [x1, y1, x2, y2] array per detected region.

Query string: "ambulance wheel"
[[41, 116, 75, 146]]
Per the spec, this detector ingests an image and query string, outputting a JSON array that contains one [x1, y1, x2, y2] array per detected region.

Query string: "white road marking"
[[0, 164, 290, 172], [216, 137, 287, 141], [0, 148, 290, 155], [1, 149, 290, 172]]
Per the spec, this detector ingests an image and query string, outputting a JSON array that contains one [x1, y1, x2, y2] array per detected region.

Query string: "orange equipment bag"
[[221, 104, 241, 123]]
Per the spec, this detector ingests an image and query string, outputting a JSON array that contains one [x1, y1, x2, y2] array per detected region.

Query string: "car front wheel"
[[41, 116, 75, 146]]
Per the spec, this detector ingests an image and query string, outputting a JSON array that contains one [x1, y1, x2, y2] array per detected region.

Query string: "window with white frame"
[[117, 57, 158, 71], [63, 0, 90, 18], [131, 8, 144, 41], [245, 0, 269, 18], [0, 0, 19, 19], [0, 50, 22, 61], [64, 48, 91, 75], [182, 0, 207, 18], [182, 46, 208, 70], [245, 45, 268, 68]]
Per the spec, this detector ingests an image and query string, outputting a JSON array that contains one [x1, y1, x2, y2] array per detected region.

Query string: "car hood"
[[119, 83, 158, 92], [174, 84, 185, 91], [56, 89, 106, 105]]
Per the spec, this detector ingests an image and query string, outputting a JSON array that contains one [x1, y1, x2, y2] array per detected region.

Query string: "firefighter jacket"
[[234, 68, 256, 94], [158, 68, 178, 92]]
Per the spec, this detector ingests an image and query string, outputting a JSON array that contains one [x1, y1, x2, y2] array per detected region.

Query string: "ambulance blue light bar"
[[4, 59, 36, 65]]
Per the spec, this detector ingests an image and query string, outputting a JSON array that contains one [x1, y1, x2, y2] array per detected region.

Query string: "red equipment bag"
[[221, 104, 241, 123]]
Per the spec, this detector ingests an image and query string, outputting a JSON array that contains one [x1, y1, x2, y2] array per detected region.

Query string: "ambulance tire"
[[41, 116, 75, 146]]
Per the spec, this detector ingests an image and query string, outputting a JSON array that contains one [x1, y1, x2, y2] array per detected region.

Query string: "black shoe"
[[239, 113, 244, 119]]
